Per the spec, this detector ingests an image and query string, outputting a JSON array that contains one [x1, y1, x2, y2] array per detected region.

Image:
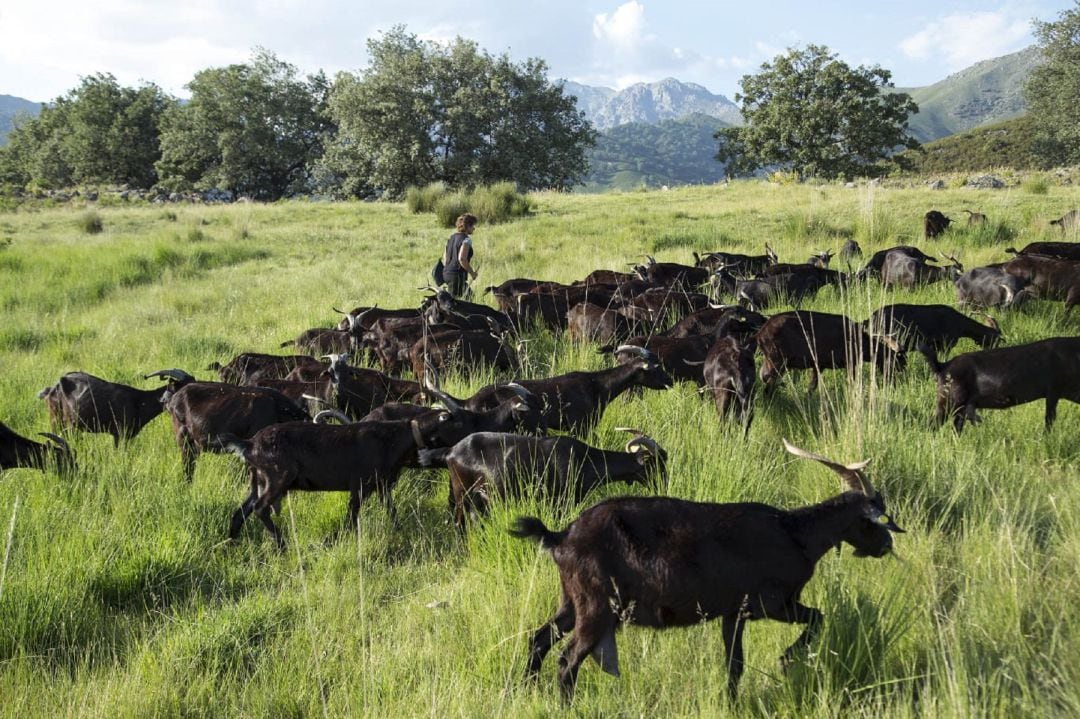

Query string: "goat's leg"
[[721, 613, 746, 699], [806, 368, 819, 395], [556, 613, 618, 703], [524, 598, 575, 679], [228, 488, 260, 540], [1045, 394, 1059, 431], [764, 601, 823, 671], [345, 490, 362, 529], [180, 439, 198, 483], [252, 488, 286, 549]]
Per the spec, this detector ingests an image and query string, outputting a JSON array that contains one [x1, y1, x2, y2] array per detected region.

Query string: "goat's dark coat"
[[512, 442, 900, 701], [920, 337, 1080, 432]]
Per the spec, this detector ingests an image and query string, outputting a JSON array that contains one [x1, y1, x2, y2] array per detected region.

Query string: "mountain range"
[[0, 95, 42, 146]]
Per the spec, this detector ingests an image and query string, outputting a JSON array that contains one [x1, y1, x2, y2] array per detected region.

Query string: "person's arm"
[[458, 240, 476, 279]]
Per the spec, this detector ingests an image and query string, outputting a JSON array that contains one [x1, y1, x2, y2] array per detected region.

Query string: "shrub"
[[1022, 175, 1049, 195], [78, 210, 103, 234], [469, 181, 531, 225], [405, 182, 448, 213], [431, 183, 532, 228], [433, 190, 471, 228]]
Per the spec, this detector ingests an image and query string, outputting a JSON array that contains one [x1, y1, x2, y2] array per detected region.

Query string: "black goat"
[[756, 311, 906, 394], [221, 409, 474, 547], [163, 381, 310, 482], [421, 428, 666, 529], [700, 335, 757, 431], [881, 251, 963, 289], [856, 246, 937, 281], [512, 439, 902, 701], [924, 210, 952, 239], [461, 347, 672, 433], [38, 369, 193, 446], [207, 353, 324, 385], [954, 265, 1031, 309], [865, 304, 1000, 354], [0, 421, 72, 473], [920, 337, 1080, 433]]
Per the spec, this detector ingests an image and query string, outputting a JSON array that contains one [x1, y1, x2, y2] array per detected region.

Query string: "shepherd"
[[442, 213, 479, 298]]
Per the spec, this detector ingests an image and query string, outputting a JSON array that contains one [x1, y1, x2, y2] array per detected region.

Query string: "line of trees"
[[3, 10, 1073, 197], [0, 29, 595, 200]]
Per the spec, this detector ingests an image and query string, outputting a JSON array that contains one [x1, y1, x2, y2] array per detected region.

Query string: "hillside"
[[581, 113, 729, 191], [0, 94, 41, 145], [563, 78, 742, 130], [899, 115, 1045, 173], [901, 47, 1041, 143]]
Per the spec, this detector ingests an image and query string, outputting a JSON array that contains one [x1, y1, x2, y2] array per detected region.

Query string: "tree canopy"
[[155, 50, 331, 200], [716, 45, 919, 180], [0, 74, 171, 189], [319, 27, 596, 198], [1025, 3, 1080, 167]]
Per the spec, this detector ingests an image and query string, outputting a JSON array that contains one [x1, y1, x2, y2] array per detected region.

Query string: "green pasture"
[[1, 181, 1079, 717]]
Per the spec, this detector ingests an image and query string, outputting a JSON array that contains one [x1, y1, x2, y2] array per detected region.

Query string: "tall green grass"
[[1, 182, 1079, 717]]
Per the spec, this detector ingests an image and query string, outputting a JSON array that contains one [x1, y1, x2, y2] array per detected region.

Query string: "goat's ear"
[[782, 438, 876, 496]]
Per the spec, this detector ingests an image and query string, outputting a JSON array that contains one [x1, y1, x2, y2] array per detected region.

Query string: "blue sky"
[[0, 0, 1071, 102]]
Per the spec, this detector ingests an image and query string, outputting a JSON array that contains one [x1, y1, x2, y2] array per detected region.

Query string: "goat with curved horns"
[[512, 439, 902, 702]]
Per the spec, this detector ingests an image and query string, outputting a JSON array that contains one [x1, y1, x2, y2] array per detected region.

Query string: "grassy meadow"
[[1, 181, 1079, 717]]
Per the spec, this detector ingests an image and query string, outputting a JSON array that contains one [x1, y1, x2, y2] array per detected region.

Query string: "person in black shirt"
[[442, 213, 478, 297]]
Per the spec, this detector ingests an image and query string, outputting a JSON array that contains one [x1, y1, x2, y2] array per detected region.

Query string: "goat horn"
[[621, 432, 663, 457], [332, 307, 350, 315], [972, 312, 999, 331], [782, 438, 875, 496], [613, 344, 649, 358], [39, 432, 71, 452], [301, 393, 330, 405], [502, 382, 533, 401], [999, 284, 1015, 305], [615, 426, 644, 436], [427, 387, 462, 414], [313, 409, 351, 424], [144, 368, 194, 382]]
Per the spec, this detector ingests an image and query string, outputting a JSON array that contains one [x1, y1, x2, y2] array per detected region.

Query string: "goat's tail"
[[1004, 247, 1019, 255], [917, 343, 944, 378], [509, 516, 566, 550], [417, 447, 452, 468], [279, 340, 293, 348], [206, 361, 222, 371]]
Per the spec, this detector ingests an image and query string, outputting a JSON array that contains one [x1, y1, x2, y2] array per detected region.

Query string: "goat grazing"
[[700, 336, 757, 431], [420, 428, 666, 529], [221, 410, 474, 546], [511, 439, 902, 701], [38, 369, 194, 446], [0, 421, 72, 473], [755, 311, 905, 393], [461, 347, 672, 434], [920, 337, 1080, 433], [865, 304, 1000, 354]]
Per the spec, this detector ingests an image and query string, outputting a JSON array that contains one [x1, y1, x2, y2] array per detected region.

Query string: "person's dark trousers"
[[444, 270, 468, 298]]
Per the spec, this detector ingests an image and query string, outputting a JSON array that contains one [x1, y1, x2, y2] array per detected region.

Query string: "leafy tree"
[[1025, 3, 1080, 166], [156, 50, 331, 200], [0, 74, 170, 189], [716, 45, 919, 180], [321, 27, 595, 198]]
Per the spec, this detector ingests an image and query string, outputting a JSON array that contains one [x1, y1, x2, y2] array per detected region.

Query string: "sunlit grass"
[[1, 181, 1078, 717]]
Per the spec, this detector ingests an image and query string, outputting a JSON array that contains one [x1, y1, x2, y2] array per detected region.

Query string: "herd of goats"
[[1, 207, 1079, 700]]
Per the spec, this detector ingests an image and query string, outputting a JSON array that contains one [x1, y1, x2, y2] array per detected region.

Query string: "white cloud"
[[592, 2, 647, 48], [899, 10, 1031, 70]]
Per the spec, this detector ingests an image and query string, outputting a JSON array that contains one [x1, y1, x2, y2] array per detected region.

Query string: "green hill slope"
[[581, 113, 729, 192], [901, 47, 1041, 143], [900, 115, 1044, 172]]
